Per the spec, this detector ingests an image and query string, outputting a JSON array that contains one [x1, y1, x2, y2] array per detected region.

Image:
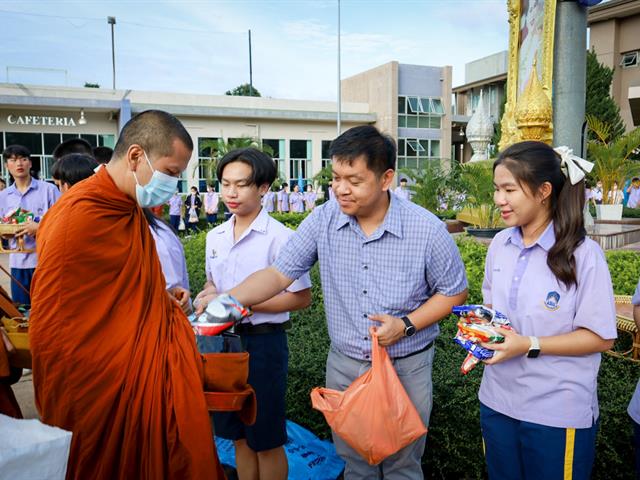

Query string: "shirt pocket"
[[384, 270, 423, 311]]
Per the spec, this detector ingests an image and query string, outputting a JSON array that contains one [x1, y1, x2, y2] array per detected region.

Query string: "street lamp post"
[[107, 16, 116, 90]]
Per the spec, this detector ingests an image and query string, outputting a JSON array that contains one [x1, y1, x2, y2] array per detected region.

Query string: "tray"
[[2, 317, 31, 369]]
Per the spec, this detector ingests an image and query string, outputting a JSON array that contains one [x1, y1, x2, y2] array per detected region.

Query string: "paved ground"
[[2, 253, 38, 419]]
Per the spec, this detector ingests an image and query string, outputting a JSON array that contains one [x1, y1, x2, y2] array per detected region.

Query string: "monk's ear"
[[126, 144, 145, 172]]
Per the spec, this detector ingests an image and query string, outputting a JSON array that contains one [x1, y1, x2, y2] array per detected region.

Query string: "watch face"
[[405, 325, 416, 337], [527, 349, 540, 358]]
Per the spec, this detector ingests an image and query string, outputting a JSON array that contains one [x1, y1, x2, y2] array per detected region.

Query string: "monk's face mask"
[[132, 151, 179, 208]]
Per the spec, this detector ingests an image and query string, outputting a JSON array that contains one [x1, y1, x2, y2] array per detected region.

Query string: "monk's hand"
[[194, 286, 218, 315], [169, 287, 191, 314], [15, 221, 38, 238], [1, 328, 15, 355], [368, 314, 406, 347], [480, 328, 530, 365]]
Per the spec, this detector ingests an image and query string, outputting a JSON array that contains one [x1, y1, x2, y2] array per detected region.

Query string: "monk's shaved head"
[[113, 110, 193, 160]]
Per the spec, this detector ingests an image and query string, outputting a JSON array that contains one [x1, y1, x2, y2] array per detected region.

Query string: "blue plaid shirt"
[[273, 193, 467, 360]]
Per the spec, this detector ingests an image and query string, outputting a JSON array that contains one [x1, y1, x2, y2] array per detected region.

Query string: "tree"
[[225, 83, 261, 97], [586, 49, 625, 140], [196, 137, 273, 185]]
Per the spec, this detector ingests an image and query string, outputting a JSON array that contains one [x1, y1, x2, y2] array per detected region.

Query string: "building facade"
[[0, 60, 452, 188], [588, 0, 640, 129], [452, 51, 508, 163]]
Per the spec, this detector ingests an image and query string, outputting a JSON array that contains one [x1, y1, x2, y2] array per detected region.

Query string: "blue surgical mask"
[[132, 152, 179, 207]]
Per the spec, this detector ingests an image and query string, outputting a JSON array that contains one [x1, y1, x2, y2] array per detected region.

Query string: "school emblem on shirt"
[[543, 291, 560, 311], [210, 249, 217, 259]]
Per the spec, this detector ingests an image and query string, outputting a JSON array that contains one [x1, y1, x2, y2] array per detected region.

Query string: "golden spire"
[[515, 61, 553, 144]]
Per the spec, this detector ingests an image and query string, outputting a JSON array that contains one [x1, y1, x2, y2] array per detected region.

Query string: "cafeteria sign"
[[7, 114, 77, 127]]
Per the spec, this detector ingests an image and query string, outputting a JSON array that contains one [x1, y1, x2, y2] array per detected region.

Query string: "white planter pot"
[[595, 204, 623, 221]]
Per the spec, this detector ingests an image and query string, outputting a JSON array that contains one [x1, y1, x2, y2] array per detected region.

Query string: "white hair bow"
[[554, 146, 594, 185]]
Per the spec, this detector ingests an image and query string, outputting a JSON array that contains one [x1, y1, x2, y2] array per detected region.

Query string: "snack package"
[[1, 207, 35, 225], [452, 305, 514, 374]]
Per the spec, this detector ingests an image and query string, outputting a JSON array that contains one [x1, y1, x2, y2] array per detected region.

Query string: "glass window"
[[398, 96, 406, 114], [62, 133, 80, 142], [44, 133, 62, 154], [407, 97, 419, 114], [431, 98, 444, 114], [398, 116, 407, 128], [80, 134, 98, 147], [290, 140, 308, 158], [621, 51, 639, 68], [398, 139, 406, 156], [5, 132, 42, 155], [428, 116, 442, 129], [419, 98, 430, 113], [419, 140, 429, 153], [406, 116, 418, 128], [99, 134, 115, 148], [263, 139, 281, 158], [198, 137, 219, 158], [321, 140, 332, 160], [431, 140, 440, 158]]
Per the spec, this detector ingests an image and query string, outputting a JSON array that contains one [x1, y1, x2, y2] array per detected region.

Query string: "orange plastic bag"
[[310, 334, 428, 465]]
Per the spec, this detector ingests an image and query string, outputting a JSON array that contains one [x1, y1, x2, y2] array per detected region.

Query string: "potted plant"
[[587, 115, 640, 221], [457, 160, 503, 238]]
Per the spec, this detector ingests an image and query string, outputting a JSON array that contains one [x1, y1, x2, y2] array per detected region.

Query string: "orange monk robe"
[[29, 167, 224, 479]]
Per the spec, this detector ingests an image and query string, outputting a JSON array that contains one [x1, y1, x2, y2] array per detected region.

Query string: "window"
[[289, 139, 311, 187], [397, 137, 441, 171], [321, 140, 332, 170], [197, 137, 219, 191], [621, 51, 639, 68], [263, 139, 286, 180], [398, 96, 444, 130]]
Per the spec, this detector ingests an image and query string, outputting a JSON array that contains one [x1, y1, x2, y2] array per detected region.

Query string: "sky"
[[0, 0, 510, 101]]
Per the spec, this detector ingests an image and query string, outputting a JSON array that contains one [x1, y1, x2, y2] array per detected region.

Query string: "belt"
[[392, 340, 434, 360], [234, 320, 291, 335]]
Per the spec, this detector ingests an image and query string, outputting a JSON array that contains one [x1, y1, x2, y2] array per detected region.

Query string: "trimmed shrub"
[[183, 231, 640, 479]]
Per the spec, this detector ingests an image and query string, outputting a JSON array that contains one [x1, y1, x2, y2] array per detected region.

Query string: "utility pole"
[[248, 29, 253, 96], [107, 16, 116, 90], [337, 0, 342, 136], [552, 2, 587, 155]]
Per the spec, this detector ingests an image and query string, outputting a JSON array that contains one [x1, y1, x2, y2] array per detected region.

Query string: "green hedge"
[[183, 232, 640, 479]]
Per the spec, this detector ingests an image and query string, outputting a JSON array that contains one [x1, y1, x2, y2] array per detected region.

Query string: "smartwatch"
[[401, 316, 417, 337], [527, 336, 541, 358]]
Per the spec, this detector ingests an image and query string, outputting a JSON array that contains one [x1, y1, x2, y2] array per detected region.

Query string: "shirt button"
[[363, 336, 368, 341], [363, 265, 368, 270], [363, 290, 367, 295], [514, 277, 519, 281], [363, 313, 368, 318], [520, 256, 525, 261], [365, 355, 370, 359]]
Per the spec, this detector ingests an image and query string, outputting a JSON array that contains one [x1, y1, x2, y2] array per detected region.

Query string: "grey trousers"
[[325, 345, 435, 480]]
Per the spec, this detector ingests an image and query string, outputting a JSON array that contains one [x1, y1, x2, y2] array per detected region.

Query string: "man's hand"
[[481, 327, 530, 365], [168, 287, 192, 314], [194, 285, 218, 315], [15, 221, 38, 238], [368, 314, 406, 347]]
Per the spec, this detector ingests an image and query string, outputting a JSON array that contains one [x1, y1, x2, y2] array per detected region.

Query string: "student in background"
[[186, 186, 202, 233], [93, 146, 113, 165], [394, 177, 411, 201], [167, 190, 183, 232], [52, 138, 94, 161], [627, 178, 640, 209], [304, 184, 317, 211], [607, 180, 623, 205], [481, 141, 617, 480], [204, 183, 219, 227], [0, 145, 60, 306], [592, 179, 604, 205], [262, 187, 276, 213], [51, 154, 99, 193], [289, 184, 304, 213], [195, 148, 311, 480], [277, 184, 290, 213]]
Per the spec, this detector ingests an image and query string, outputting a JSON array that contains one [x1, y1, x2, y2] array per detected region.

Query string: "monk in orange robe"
[[29, 110, 224, 479]]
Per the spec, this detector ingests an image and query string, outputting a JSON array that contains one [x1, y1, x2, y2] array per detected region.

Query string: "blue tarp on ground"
[[215, 420, 344, 480]]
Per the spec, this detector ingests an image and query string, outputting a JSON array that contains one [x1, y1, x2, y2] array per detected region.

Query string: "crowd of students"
[[0, 112, 638, 480], [587, 177, 640, 208]]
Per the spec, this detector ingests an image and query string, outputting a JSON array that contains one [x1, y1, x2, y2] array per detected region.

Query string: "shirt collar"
[[335, 191, 403, 239], [217, 207, 270, 237], [6, 178, 38, 196], [505, 221, 555, 251]]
